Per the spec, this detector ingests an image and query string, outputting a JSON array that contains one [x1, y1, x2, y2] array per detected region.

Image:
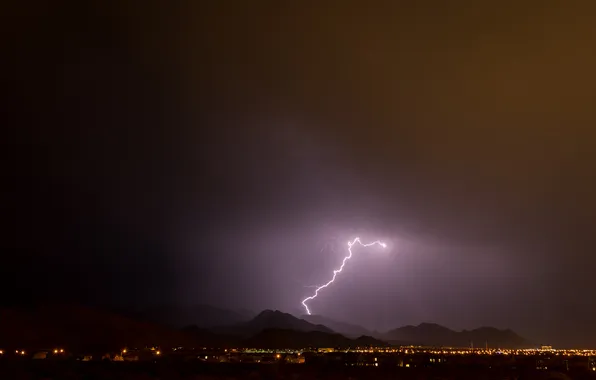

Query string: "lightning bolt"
[[301, 237, 387, 315]]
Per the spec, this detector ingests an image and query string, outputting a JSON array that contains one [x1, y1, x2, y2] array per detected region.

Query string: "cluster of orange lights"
[[121, 348, 160, 356], [0, 349, 65, 356]]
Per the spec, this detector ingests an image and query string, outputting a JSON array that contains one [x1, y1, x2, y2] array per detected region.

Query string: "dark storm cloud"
[[4, 1, 596, 347]]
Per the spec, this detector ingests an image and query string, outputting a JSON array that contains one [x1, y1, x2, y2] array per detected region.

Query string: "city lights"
[[2, 342, 595, 373]]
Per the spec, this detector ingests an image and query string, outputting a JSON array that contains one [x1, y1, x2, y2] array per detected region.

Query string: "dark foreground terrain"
[[1, 361, 595, 380]]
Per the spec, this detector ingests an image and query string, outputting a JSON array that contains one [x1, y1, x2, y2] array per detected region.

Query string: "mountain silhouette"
[[2, 303, 529, 351], [213, 309, 334, 336], [245, 328, 387, 349], [385, 322, 528, 348], [135, 304, 528, 349]]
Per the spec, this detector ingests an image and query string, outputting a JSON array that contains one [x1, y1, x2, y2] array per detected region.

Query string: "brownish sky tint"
[[4, 1, 596, 347]]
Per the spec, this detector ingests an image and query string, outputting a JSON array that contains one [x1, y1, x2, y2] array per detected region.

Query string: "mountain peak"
[[215, 309, 334, 337], [256, 309, 277, 317], [254, 309, 294, 321]]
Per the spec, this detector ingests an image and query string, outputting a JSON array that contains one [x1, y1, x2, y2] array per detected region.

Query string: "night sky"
[[4, 2, 596, 347]]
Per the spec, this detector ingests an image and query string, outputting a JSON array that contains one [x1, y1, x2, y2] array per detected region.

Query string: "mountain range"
[[144, 305, 528, 348], [170, 306, 530, 348], [385, 322, 528, 348], [0, 304, 529, 350], [244, 329, 387, 349]]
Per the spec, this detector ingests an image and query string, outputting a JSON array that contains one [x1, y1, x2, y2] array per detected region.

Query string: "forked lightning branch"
[[301, 237, 387, 315]]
